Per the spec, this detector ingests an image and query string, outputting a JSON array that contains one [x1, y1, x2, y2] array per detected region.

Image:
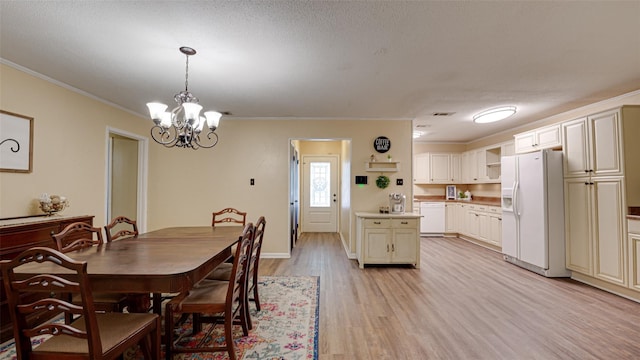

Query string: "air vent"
[[415, 124, 430, 128], [432, 112, 455, 116]]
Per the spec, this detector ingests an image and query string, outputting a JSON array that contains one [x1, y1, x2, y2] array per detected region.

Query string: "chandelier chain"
[[184, 54, 190, 93]]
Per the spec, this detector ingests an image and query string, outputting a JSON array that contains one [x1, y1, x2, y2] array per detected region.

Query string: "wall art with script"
[[0, 110, 33, 173]]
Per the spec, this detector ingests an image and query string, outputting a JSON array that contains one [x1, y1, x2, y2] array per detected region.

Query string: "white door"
[[302, 155, 338, 232]]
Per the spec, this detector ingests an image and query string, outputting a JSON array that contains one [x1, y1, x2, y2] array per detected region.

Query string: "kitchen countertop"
[[414, 195, 501, 207], [355, 212, 422, 218]]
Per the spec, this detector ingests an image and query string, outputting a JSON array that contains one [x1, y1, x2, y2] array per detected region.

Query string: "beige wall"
[[1, 63, 413, 257], [0, 64, 149, 222], [149, 119, 413, 256]]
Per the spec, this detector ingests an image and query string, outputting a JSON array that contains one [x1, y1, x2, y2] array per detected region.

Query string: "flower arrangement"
[[38, 193, 69, 215]]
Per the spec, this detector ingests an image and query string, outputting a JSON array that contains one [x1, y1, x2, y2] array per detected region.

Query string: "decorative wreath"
[[376, 175, 390, 189]]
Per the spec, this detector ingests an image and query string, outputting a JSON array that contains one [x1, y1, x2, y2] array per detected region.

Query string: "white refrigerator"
[[501, 149, 569, 277]]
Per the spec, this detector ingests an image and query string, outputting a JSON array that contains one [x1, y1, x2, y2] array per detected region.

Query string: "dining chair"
[[164, 223, 255, 360], [52, 221, 129, 323], [104, 215, 138, 242], [51, 221, 105, 253], [0, 246, 161, 360], [212, 207, 247, 227], [206, 216, 266, 329], [104, 216, 161, 314]]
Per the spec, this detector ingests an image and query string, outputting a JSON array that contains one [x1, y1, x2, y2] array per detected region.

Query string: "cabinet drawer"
[[364, 219, 391, 228], [487, 206, 501, 214], [392, 218, 418, 228]]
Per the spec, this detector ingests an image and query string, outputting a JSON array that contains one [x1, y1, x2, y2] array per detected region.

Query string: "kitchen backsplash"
[[413, 183, 500, 198]]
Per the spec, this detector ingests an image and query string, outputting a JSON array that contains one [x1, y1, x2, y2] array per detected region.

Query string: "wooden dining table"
[[12, 226, 244, 312]]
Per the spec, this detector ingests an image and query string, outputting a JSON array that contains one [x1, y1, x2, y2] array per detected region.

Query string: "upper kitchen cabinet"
[[429, 153, 461, 183], [413, 152, 460, 184], [562, 109, 625, 178], [413, 153, 430, 184], [514, 124, 561, 154]]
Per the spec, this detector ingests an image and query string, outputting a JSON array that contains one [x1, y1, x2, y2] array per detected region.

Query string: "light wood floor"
[[259, 233, 640, 360]]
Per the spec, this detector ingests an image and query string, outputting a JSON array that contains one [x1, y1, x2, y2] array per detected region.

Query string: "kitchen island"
[[355, 212, 422, 269]]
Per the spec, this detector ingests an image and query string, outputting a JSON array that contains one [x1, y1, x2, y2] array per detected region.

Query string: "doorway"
[[105, 128, 148, 232], [301, 155, 339, 232], [289, 144, 299, 250]]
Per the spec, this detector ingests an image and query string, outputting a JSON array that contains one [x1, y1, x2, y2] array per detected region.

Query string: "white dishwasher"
[[420, 202, 445, 235]]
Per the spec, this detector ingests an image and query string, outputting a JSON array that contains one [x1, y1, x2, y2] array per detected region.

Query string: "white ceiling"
[[1, 1, 639, 143]]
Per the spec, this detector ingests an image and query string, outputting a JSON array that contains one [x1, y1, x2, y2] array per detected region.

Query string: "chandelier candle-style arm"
[[146, 46, 222, 149]]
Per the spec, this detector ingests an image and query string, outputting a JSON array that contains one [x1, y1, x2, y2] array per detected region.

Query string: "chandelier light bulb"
[[182, 103, 203, 125], [147, 102, 168, 124], [204, 111, 222, 130]]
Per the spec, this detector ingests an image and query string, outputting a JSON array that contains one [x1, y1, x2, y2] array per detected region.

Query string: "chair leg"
[[253, 276, 261, 311], [243, 285, 253, 331], [140, 336, 152, 360], [224, 314, 237, 360]]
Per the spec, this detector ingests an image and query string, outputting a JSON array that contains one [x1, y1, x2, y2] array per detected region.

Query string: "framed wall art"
[[0, 110, 33, 173]]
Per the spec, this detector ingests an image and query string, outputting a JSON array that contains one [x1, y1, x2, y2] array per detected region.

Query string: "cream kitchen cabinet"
[[445, 202, 456, 233], [456, 203, 502, 248], [355, 213, 421, 268], [564, 177, 627, 285], [418, 152, 462, 184], [413, 153, 430, 184], [462, 149, 486, 183], [562, 106, 640, 294], [562, 109, 623, 178], [514, 124, 561, 154], [629, 218, 640, 292]]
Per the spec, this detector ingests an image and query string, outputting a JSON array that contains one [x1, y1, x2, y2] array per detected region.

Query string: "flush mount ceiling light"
[[413, 131, 423, 139], [473, 106, 517, 124], [146, 47, 221, 149]]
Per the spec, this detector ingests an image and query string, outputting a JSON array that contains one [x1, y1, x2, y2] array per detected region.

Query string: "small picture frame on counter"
[[446, 185, 456, 200]]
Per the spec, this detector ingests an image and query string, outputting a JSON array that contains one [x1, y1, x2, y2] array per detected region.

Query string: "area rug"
[[0, 275, 319, 360]]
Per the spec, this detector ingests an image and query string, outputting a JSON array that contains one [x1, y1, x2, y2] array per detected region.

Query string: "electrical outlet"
[[396, 179, 403, 185], [250, 178, 255, 186]]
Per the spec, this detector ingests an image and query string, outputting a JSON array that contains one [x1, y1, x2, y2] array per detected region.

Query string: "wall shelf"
[[365, 161, 399, 172]]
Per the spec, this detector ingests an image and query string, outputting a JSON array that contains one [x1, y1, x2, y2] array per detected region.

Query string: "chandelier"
[[146, 47, 221, 149]]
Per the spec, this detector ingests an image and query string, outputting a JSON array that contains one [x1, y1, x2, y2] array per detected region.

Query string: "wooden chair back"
[[212, 207, 247, 227], [0, 247, 161, 359], [51, 221, 104, 253], [164, 223, 255, 360], [247, 216, 266, 311], [227, 222, 255, 319], [1, 247, 102, 358], [104, 216, 138, 242]]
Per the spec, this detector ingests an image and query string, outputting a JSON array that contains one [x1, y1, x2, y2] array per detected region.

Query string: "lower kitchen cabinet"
[[449, 202, 502, 249], [445, 203, 456, 233], [564, 177, 626, 286], [628, 218, 640, 292], [355, 213, 421, 269]]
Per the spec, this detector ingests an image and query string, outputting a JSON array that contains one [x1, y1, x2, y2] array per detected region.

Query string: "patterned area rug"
[[0, 275, 319, 360]]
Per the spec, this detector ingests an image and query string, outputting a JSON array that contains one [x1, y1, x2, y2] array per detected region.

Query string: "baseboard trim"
[[571, 272, 640, 304], [260, 252, 291, 259]]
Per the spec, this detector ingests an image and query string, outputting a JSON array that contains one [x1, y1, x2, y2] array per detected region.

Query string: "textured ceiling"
[[1, 1, 639, 142]]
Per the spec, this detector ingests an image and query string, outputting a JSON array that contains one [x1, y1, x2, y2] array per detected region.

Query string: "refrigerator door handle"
[[513, 180, 520, 219]]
